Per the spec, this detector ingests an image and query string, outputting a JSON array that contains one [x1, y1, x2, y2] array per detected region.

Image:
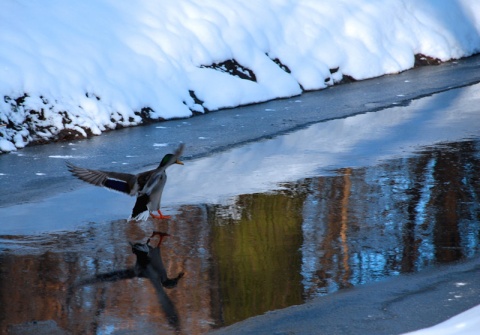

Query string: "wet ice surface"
[[2, 137, 479, 334], [1, 85, 480, 333]]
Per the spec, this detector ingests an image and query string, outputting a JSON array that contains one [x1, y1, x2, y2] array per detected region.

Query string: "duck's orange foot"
[[150, 210, 171, 220]]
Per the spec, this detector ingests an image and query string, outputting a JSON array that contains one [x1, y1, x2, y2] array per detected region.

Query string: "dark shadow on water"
[[1, 138, 479, 334], [69, 231, 184, 332]]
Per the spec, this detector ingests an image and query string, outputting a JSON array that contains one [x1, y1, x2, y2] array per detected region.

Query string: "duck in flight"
[[66, 143, 184, 221]]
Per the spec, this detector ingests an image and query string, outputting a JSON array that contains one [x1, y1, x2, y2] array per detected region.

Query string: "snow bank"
[[1, 0, 479, 153], [403, 304, 480, 335]]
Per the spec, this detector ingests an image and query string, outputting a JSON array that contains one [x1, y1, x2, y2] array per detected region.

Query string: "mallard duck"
[[66, 143, 184, 221]]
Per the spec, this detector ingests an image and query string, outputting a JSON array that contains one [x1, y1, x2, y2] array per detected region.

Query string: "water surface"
[[2, 84, 480, 333], [1, 137, 479, 334]]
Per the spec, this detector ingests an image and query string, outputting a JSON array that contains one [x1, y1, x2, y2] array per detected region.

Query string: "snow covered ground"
[[403, 305, 480, 335], [1, 0, 480, 152]]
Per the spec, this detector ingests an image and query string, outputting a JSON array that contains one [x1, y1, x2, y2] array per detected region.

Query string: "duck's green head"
[[158, 153, 184, 168]]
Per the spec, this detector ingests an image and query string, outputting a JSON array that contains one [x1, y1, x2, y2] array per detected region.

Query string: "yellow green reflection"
[[210, 192, 306, 325]]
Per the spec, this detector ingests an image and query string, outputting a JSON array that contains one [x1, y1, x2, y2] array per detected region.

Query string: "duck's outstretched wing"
[[156, 143, 185, 171], [173, 143, 185, 161], [75, 269, 137, 287], [66, 161, 136, 195]]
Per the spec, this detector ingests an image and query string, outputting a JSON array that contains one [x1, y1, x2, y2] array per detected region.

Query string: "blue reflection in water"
[[300, 139, 480, 299]]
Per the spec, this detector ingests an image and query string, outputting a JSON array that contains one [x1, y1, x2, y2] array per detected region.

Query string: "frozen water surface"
[[1, 83, 480, 334]]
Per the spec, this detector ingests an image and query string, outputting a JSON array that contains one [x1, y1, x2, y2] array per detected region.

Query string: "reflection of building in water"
[[1, 139, 479, 334], [300, 140, 480, 298]]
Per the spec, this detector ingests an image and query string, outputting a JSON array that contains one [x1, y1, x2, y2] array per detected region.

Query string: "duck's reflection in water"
[[72, 232, 184, 331]]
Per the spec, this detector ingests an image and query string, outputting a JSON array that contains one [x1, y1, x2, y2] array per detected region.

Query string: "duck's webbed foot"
[[150, 210, 171, 220]]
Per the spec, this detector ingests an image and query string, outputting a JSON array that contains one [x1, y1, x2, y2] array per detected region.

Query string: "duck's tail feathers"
[[130, 194, 150, 221], [129, 210, 150, 222]]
